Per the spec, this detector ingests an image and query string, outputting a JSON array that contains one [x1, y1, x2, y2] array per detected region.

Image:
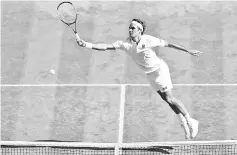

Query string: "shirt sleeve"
[[149, 36, 167, 47], [112, 40, 124, 50]]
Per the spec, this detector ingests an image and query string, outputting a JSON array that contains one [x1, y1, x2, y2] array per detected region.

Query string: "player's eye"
[[129, 27, 136, 30]]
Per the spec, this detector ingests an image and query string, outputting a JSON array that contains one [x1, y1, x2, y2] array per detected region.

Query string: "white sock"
[[184, 114, 192, 124], [178, 113, 186, 124]]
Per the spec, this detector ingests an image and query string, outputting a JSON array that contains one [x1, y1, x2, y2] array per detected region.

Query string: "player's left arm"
[[151, 36, 202, 57], [164, 41, 203, 57]]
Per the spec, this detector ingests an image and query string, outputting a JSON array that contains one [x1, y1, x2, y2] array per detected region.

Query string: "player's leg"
[[147, 72, 191, 139], [159, 60, 199, 139], [158, 90, 190, 119], [158, 89, 199, 139], [157, 90, 186, 120], [157, 90, 191, 139], [146, 60, 198, 139]]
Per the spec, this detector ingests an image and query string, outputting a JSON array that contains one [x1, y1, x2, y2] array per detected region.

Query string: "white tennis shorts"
[[146, 60, 173, 92]]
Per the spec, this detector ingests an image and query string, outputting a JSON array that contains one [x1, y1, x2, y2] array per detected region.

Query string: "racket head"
[[57, 1, 78, 25]]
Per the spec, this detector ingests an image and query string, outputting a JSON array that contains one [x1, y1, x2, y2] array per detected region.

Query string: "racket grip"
[[75, 33, 80, 40]]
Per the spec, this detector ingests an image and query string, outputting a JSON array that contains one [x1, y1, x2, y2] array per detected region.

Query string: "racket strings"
[[57, 3, 77, 24]]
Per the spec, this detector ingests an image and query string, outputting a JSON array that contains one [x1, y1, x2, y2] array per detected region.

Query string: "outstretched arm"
[[76, 38, 115, 51], [165, 42, 202, 57]]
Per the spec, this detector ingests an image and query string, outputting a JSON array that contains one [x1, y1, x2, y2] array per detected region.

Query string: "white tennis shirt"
[[112, 34, 167, 74]]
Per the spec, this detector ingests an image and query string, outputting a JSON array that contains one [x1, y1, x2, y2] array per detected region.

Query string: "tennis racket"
[[57, 1, 80, 40]]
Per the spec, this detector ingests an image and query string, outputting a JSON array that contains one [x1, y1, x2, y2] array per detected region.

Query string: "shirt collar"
[[128, 35, 144, 45]]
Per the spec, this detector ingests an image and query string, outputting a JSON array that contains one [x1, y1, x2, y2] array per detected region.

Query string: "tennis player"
[[76, 19, 202, 139]]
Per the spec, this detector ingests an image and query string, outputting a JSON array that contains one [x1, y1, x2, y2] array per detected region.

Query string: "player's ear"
[[139, 28, 142, 34]]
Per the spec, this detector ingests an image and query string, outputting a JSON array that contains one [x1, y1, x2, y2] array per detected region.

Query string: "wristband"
[[85, 42, 93, 49]]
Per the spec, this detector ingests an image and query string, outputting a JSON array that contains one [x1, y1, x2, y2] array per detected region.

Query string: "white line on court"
[[1, 84, 237, 87], [118, 85, 126, 144], [1, 140, 237, 147]]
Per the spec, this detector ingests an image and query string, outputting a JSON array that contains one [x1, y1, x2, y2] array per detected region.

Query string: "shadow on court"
[[122, 146, 173, 154], [14, 140, 174, 154]]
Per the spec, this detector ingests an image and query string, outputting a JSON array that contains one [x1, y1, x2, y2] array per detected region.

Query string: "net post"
[[115, 84, 126, 155]]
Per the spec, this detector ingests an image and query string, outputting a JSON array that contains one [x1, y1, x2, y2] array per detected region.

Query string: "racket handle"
[[75, 33, 80, 40]]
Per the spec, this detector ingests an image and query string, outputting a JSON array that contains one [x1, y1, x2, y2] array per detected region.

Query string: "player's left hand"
[[188, 50, 203, 57]]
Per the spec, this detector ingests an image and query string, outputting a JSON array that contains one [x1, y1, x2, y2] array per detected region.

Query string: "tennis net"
[[1, 140, 237, 155]]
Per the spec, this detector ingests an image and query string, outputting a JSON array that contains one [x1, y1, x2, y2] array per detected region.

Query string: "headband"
[[131, 21, 143, 32]]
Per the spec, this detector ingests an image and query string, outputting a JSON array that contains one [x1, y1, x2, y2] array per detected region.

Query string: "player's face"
[[129, 23, 141, 38]]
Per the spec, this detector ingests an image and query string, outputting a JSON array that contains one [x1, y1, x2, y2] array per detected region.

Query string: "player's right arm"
[[76, 38, 116, 51]]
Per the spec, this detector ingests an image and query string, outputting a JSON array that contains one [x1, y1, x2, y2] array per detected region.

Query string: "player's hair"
[[132, 18, 146, 35]]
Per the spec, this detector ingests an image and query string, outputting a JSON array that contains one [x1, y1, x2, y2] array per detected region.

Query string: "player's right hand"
[[76, 38, 86, 47], [188, 50, 203, 57]]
